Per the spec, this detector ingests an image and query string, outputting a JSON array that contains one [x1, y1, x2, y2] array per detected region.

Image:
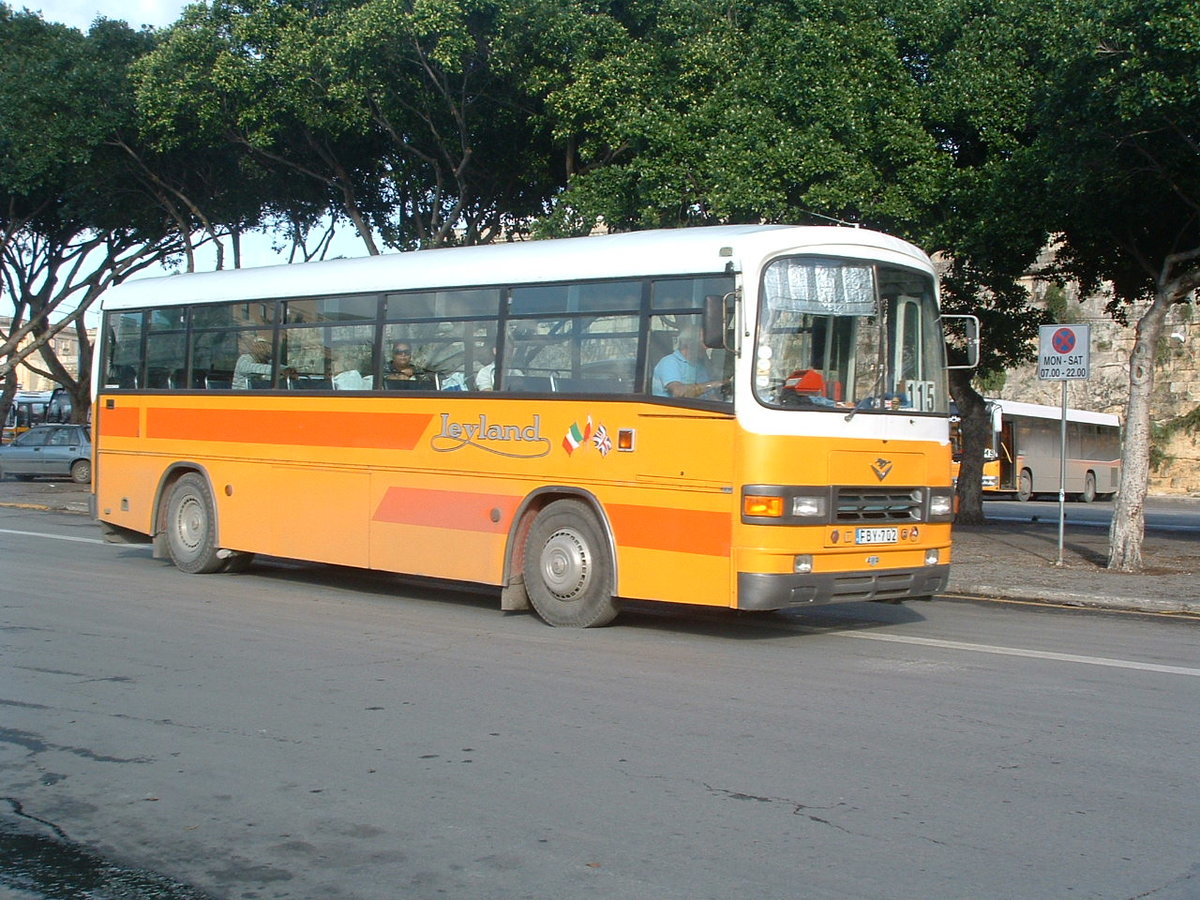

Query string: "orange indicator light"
[[744, 495, 784, 517]]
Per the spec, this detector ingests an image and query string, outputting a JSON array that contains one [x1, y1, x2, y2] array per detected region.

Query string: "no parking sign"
[[1038, 324, 1090, 380]]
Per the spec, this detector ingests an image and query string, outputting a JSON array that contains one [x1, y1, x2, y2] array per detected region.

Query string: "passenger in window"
[[652, 323, 727, 399], [383, 342, 431, 385], [475, 345, 497, 391], [234, 336, 292, 389]]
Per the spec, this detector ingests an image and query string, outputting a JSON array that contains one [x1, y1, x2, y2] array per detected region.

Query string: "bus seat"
[[504, 374, 553, 392], [290, 375, 331, 390], [552, 376, 622, 395], [146, 367, 170, 389]]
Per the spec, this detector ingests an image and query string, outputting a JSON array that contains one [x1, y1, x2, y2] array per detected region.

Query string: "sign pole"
[[1058, 379, 1067, 566], [1036, 323, 1091, 568]]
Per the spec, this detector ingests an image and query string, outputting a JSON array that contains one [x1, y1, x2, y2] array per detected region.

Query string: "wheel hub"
[[541, 529, 590, 601], [177, 498, 203, 550]]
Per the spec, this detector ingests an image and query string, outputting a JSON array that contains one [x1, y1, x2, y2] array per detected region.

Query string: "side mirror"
[[703, 294, 731, 350], [943, 314, 980, 369]]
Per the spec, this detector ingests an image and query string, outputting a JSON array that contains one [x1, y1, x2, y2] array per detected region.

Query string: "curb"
[[0, 501, 88, 514], [944, 588, 1200, 616]]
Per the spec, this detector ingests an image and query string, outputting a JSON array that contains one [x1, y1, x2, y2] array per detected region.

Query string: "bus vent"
[[835, 488, 923, 523]]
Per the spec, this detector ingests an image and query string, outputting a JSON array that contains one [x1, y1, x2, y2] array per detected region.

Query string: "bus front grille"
[[835, 488, 923, 523]]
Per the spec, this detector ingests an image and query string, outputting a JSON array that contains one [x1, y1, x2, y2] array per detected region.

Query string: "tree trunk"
[[0, 370, 18, 442], [1107, 292, 1170, 571], [949, 369, 990, 525]]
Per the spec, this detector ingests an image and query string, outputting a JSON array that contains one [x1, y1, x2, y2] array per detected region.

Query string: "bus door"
[[998, 421, 1016, 489]]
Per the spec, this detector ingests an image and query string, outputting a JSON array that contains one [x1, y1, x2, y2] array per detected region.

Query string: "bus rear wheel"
[[1080, 472, 1097, 503], [165, 473, 225, 574], [523, 499, 619, 628], [1016, 469, 1034, 502]]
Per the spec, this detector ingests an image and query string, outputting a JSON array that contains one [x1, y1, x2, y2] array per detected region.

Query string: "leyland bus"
[[952, 399, 1121, 502], [92, 225, 972, 626]]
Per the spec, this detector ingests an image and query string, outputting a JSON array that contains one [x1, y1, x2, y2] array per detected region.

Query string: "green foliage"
[[135, 0, 562, 250], [975, 368, 1007, 394], [1028, 0, 1200, 311], [1042, 284, 1077, 324], [1148, 407, 1200, 474], [535, 0, 953, 234]]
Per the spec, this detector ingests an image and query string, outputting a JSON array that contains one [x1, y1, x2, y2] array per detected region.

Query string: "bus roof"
[[991, 398, 1120, 427], [99, 224, 933, 311]]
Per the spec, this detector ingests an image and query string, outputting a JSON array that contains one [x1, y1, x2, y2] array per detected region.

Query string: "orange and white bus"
[[92, 225, 969, 626]]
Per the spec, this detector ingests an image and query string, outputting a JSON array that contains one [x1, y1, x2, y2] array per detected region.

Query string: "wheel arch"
[[500, 486, 619, 611], [150, 462, 219, 559]]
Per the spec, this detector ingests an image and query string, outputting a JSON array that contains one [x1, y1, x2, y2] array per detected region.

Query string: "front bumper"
[[737, 565, 950, 610]]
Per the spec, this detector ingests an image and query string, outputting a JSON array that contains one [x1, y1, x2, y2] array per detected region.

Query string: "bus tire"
[[1016, 469, 1034, 502], [70, 458, 91, 484], [1080, 472, 1097, 503], [165, 473, 225, 575], [522, 499, 619, 628]]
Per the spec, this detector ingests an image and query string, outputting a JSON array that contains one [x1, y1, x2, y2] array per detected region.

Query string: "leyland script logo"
[[431, 413, 551, 459]]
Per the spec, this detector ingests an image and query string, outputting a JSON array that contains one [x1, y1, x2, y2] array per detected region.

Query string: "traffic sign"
[[1038, 324, 1090, 380]]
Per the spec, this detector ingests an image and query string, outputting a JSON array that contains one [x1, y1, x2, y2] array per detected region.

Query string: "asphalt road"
[[2, 506, 1199, 900], [983, 495, 1200, 533]]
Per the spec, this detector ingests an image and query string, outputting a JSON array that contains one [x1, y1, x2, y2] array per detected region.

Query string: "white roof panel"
[[100, 225, 933, 311]]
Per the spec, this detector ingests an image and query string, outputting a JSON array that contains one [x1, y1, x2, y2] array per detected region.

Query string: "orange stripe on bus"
[[374, 486, 520, 533], [607, 504, 731, 557], [146, 408, 433, 450], [98, 407, 140, 438]]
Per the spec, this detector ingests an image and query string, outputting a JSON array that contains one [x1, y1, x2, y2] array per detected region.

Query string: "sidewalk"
[[2, 480, 1197, 615], [948, 522, 1200, 615]]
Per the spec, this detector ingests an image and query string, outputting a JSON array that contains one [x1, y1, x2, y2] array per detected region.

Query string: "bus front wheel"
[[1016, 469, 1034, 502], [523, 500, 619, 628], [165, 473, 225, 574]]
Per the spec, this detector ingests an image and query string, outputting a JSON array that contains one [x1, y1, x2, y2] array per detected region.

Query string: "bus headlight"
[[927, 489, 954, 521], [924, 548, 941, 566], [794, 554, 814, 574], [790, 495, 827, 518]]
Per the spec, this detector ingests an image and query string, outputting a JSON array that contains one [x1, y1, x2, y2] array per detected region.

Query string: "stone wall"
[[992, 282, 1200, 495]]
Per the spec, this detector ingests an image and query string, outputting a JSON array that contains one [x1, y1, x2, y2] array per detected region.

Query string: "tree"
[[0, 9, 193, 425], [136, 0, 563, 251], [532, 0, 954, 233], [888, 0, 1058, 523], [1024, 0, 1200, 570]]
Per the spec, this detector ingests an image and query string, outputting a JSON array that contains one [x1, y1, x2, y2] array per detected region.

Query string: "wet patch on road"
[[1, 799, 213, 899]]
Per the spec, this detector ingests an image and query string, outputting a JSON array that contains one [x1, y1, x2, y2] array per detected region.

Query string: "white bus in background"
[[986, 399, 1121, 502]]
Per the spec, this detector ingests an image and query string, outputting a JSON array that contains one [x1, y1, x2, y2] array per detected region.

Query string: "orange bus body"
[[95, 393, 950, 609]]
